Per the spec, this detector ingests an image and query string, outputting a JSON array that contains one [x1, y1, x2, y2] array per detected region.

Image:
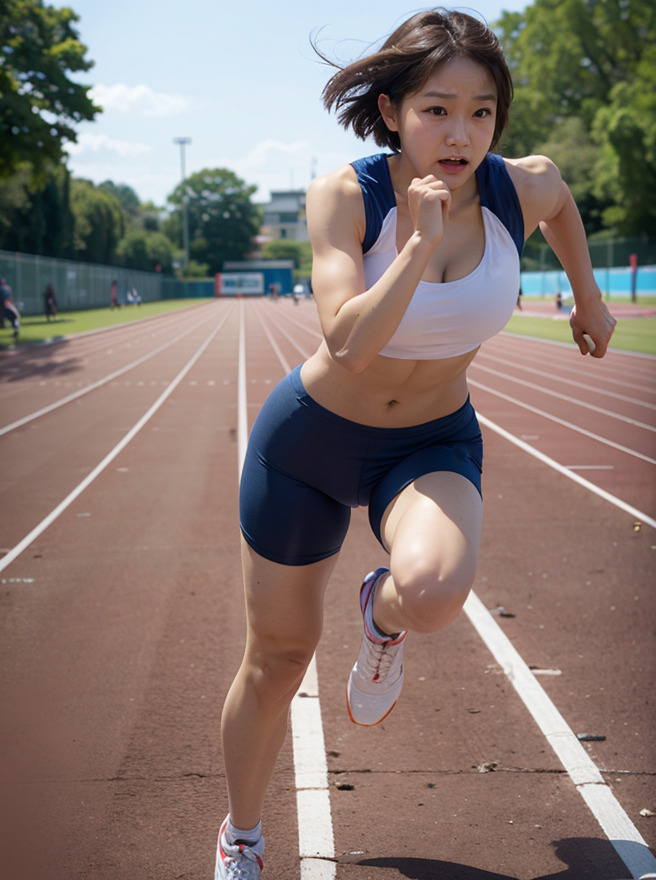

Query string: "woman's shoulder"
[[307, 162, 361, 208], [306, 162, 366, 247], [500, 154, 564, 234], [502, 154, 562, 197]]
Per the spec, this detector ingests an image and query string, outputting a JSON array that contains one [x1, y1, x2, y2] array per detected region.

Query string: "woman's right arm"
[[306, 165, 446, 373]]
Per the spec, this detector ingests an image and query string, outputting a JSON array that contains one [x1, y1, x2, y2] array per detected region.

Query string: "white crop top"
[[352, 153, 524, 360]]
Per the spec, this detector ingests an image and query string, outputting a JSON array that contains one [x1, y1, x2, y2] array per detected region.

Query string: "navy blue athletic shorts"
[[239, 365, 483, 566]]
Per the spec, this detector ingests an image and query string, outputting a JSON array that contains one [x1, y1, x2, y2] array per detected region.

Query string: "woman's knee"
[[244, 630, 318, 705], [389, 554, 476, 633]]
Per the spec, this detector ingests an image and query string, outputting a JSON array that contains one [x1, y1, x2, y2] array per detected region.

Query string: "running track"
[[0, 298, 654, 880]]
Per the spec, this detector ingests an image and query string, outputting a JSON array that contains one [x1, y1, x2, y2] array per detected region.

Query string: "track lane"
[[245, 299, 655, 876], [0, 301, 221, 431], [0, 298, 653, 879]]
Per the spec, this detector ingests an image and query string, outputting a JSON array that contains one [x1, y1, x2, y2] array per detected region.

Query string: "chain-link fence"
[[2, 236, 654, 316], [0, 250, 174, 315]]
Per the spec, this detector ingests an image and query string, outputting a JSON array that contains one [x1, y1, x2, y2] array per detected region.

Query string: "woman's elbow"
[[329, 344, 372, 374]]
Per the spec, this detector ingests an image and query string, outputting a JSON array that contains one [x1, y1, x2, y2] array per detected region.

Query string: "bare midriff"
[[300, 341, 478, 428]]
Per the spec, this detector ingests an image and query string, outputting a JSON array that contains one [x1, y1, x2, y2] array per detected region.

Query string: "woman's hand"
[[570, 294, 617, 357], [407, 175, 452, 247]]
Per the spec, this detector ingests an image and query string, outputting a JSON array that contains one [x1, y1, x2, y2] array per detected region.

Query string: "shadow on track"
[[0, 337, 84, 381], [348, 836, 635, 879]]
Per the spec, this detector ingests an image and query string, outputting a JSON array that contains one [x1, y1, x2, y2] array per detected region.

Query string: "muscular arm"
[[306, 166, 447, 372], [508, 156, 616, 357]]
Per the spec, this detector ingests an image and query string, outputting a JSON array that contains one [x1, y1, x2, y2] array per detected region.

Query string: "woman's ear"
[[378, 94, 399, 132]]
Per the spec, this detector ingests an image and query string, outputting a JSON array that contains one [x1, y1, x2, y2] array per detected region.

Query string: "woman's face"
[[380, 56, 498, 189]]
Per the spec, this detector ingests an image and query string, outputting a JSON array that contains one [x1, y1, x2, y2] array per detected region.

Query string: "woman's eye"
[[429, 106, 446, 116], [475, 108, 493, 118]]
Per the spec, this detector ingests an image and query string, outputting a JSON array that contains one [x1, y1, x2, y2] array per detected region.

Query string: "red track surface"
[[0, 298, 654, 879]]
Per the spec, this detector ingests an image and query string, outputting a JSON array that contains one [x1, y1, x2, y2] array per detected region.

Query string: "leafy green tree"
[[70, 178, 124, 265], [261, 239, 311, 268], [98, 181, 140, 218], [0, 0, 100, 179], [0, 163, 73, 255], [117, 228, 173, 274], [532, 117, 607, 234], [166, 168, 261, 276], [591, 44, 656, 235], [494, 0, 656, 235]]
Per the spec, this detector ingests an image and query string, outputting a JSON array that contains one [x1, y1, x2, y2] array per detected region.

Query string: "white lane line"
[[478, 411, 656, 529], [255, 306, 292, 374], [464, 591, 656, 879], [471, 380, 656, 467], [473, 363, 656, 432], [478, 350, 656, 410], [237, 299, 248, 475], [0, 311, 230, 576], [239, 301, 335, 880], [291, 659, 336, 879], [261, 304, 314, 360], [0, 308, 226, 437], [240, 304, 653, 877]]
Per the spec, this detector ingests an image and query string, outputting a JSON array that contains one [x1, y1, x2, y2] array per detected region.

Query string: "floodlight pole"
[[173, 137, 192, 272]]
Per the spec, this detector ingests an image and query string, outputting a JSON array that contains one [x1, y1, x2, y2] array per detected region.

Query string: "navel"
[[387, 399, 399, 408]]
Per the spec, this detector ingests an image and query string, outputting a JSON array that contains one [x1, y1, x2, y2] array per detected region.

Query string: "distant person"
[[44, 284, 58, 322], [556, 290, 563, 310], [110, 279, 119, 309], [1, 279, 20, 340], [214, 10, 616, 879]]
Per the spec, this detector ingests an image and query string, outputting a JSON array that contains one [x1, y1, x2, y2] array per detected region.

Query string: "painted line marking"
[[0, 308, 226, 437], [240, 302, 654, 877], [477, 412, 656, 529], [0, 310, 230, 576], [474, 363, 656, 432], [471, 379, 656, 466], [479, 350, 656, 411], [238, 302, 335, 880], [464, 590, 656, 879]]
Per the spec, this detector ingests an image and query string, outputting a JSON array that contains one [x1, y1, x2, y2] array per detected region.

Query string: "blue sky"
[[52, 0, 528, 207]]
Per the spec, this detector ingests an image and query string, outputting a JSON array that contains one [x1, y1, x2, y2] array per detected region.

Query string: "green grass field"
[[504, 313, 656, 355], [0, 299, 213, 351], [1, 297, 654, 355]]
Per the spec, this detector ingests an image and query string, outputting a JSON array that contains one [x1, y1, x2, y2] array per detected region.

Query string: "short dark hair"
[[318, 8, 513, 152]]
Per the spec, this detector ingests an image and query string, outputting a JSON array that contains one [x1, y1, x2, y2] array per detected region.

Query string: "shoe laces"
[[223, 843, 263, 879], [360, 636, 403, 684]]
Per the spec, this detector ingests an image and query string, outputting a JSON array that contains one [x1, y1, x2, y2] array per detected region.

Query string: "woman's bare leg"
[[375, 471, 483, 636], [221, 538, 338, 829]]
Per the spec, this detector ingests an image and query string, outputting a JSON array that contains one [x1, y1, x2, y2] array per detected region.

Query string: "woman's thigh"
[[379, 471, 483, 630], [241, 538, 340, 661]]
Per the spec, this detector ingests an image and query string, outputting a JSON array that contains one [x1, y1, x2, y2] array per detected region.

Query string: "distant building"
[[259, 190, 308, 242]]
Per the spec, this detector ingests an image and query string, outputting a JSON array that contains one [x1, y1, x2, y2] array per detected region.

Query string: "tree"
[[166, 168, 261, 276], [98, 181, 140, 218], [494, 0, 656, 235], [532, 117, 607, 234], [117, 228, 173, 274], [0, 162, 74, 256], [591, 44, 656, 235], [0, 0, 100, 179], [70, 178, 124, 265]]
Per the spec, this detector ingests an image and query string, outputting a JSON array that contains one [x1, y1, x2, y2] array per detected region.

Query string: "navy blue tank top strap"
[[352, 151, 524, 258], [476, 152, 525, 257], [350, 154, 396, 253]]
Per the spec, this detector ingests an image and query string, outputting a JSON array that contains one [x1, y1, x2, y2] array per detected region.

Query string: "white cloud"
[[66, 132, 152, 158], [229, 140, 310, 170], [90, 83, 189, 117]]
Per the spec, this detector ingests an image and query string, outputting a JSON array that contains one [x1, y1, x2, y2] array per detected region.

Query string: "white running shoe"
[[215, 817, 264, 879], [347, 568, 407, 726]]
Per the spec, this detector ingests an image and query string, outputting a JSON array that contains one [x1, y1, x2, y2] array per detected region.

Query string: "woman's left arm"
[[508, 156, 616, 358]]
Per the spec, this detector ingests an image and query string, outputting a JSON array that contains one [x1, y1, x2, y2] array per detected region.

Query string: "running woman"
[[215, 9, 616, 878]]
